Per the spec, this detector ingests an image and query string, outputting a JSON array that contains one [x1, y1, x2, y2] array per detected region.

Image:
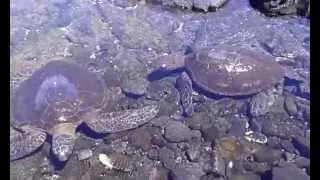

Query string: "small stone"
[[292, 136, 310, 158], [267, 136, 282, 149], [284, 152, 297, 162], [77, 149, 93, 161], [200, 174, 224, 180], [211, 151, 226, 177], [158, 147, 176, 170], [284, 96, 298, 116], [186, 143, 201, 162], [59, 155, 91, 179], [249, 118, 262, 132], [253, 147, 283, 163], [299, 82, 310, 99], [149, 167, 169, 180], [128, 127, 152, 151], [201, 124, 220, 142], [243, 162, 271, 174], [280, 140, 296, 153], [272, 164, 309, 180], [201, 117, 230, 142], [262, 120, 303, 139], [171, 163, 204, 180], [164, 120, 193, 143], [149, 126, 167, 147], [229, 172, 261, 180], [120, 71, 149, 96], [250, 90, 284, 117], [229, 118, 247, 137], [294, 157, 310, 168], [186, 112, 212, 131], [147, 148, 159, 160]]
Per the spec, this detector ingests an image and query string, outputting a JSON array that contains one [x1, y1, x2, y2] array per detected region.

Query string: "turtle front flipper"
[[176, 72, 194, 117], [50, 123, 77, 162], [10, 126, 47, 161], [83, 104, 160, 133]]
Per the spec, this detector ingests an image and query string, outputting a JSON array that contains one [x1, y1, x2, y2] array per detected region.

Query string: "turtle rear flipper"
[[84, 104, 160, 133], [10, 126, 47, 161]]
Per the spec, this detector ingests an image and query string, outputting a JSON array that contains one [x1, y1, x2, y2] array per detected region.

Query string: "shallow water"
[[10, 0, 309, 179]]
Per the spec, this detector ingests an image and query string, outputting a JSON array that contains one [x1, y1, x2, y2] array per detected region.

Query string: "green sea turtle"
[[151, 47, 284, 116], [10, 60, 160, 162]]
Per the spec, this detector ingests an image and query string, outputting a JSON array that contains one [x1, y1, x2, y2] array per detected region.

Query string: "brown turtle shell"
[[184, 47, 284, 96], [12, 60, 105, 130]]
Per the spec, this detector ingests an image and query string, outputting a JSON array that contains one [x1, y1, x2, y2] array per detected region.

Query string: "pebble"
[[201, 124, 221, 142], [158, 147, 177, 170], [280, 139, 297, 153], [243, 162, 271, 174], [202, 148, 226, 176], [186, 143, 201, 162], [201, 117, 230, 142], [171, 163, 204, 180], [284, 96, 298, 116], [147, 148, 160, 161], [249, 118, 262, 132], [272, 164, 309, 180], [200, 174, 224, 180], [128, 127, 152, 151], [294, 157, 310, 168], [77, 149, 93, 161], [120, 71, 149, 96], [250, 90, 283, 117], [292, 136, 310, 158], [228, 118, 248, 137], [229, 172, 261, 180], [262, 120, 303, 139], [186, 112, 212, 131], [267, 136, 282, 149], [284, 152, 296, 162], [253, 147, 283, 163], [148, 167, 169, 180], [151, 127, 168, 147], [164, 120, 193, 143]]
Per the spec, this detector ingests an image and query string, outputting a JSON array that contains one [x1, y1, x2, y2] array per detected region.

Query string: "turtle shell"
[[12, 60, 105, 130], [184, 47, 284, 96]]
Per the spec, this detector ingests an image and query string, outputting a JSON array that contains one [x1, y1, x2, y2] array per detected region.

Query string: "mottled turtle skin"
[[11, 60, 160, 162], [153, 47, 284, 116]]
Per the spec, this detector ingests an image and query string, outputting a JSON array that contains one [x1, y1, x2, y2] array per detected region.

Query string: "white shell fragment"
[[244, 131, 268, 144], [99, 153, 113, 169]]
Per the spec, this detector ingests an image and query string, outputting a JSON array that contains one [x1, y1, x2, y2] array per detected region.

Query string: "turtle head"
[[51, 123, 77, 161], [52, 133, 75, 161]]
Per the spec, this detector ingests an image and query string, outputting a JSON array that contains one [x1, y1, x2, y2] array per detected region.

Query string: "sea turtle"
[[10, 60, 160, 162], [151, 46, 284, 116]]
